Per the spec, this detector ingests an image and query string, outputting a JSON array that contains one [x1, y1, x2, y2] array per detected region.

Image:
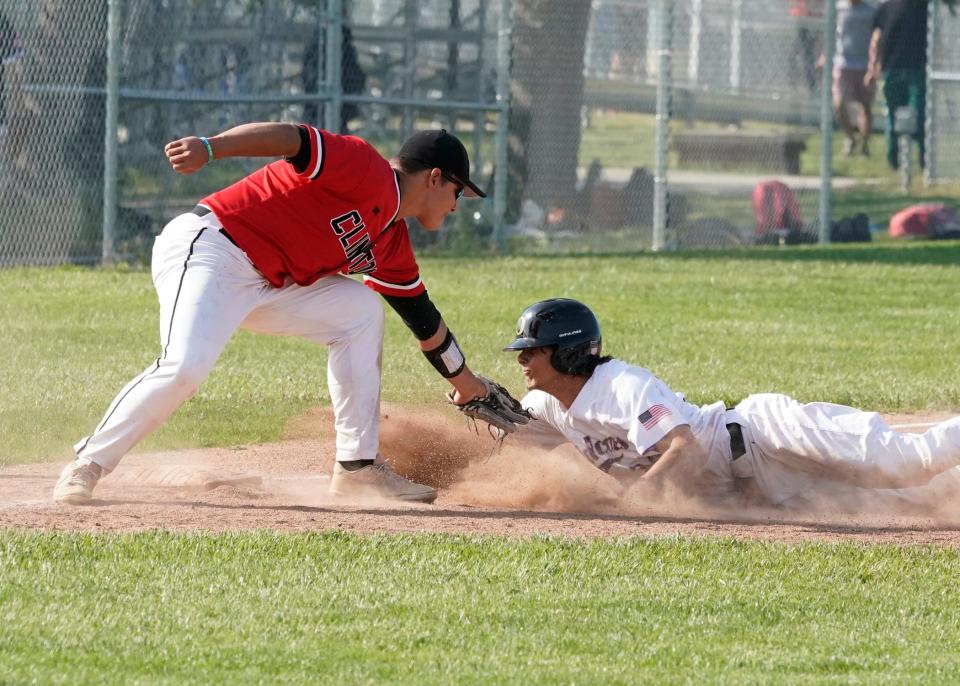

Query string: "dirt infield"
[[3, 405, 960, 546]]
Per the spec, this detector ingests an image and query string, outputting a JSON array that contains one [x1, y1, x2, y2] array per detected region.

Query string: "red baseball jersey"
[[201, 126, 425, 298]]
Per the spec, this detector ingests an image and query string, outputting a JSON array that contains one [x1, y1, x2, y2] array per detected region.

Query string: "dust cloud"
[[375, 404, 710, 518], [372, 404, 960, 525]]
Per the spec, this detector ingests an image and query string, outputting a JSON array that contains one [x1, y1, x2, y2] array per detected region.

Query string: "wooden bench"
[[671, 130, 809, 175]]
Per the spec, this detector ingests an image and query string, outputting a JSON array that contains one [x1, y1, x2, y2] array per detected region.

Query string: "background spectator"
[[819, 0, 877, 156], [867, 0, 928, 170]]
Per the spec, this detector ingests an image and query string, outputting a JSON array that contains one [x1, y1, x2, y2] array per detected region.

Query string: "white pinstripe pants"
[[75, 211, 384, 472]]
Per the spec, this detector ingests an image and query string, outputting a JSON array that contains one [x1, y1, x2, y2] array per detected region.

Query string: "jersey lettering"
[[331, 210, 377, 275], [581, 435, 631, 471], [345, 235, 376, 274]]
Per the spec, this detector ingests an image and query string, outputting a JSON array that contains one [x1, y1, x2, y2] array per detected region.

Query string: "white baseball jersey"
[[517, 360, 737, 494], [516, 359, 960, 509]]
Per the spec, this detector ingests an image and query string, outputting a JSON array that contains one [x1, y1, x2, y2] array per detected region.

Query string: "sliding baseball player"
[[494, 298, 960, 510]]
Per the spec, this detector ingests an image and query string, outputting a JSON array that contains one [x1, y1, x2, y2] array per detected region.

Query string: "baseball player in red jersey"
[[54, 122, 500, 505]]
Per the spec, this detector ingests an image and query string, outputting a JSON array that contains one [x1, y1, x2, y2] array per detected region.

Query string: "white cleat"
[[329, 460, 437, 504], [53, 460, 103, 505]]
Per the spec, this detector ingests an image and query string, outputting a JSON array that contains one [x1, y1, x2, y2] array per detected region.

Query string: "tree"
[[508, 0, 592, 228]]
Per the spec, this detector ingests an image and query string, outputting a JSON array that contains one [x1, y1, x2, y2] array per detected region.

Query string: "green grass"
[[2, 245, 960, 465], [578, 108, 902, 181], [578, 109, 960, 236], [4, 251, 960, 685], [2, 531, 959, 685], [580, 110, 658, 169]]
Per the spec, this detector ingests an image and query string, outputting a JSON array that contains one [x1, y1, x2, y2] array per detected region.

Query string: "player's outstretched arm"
[[164, 122, 302, 175], [418, 320, 487, 402], [381, 293, 529, 433], [423, 323, 530, 435], [640, 425, 707, 496]]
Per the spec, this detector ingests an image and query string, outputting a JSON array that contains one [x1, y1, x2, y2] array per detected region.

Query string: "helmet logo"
[[557, 329, 582, 338]]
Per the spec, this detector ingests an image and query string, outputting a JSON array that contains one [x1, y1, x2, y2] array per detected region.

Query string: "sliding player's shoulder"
[[596, 359, 657, 389]]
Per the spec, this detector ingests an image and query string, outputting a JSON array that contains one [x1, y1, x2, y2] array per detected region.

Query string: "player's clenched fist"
[[164, 136, 211, 175]]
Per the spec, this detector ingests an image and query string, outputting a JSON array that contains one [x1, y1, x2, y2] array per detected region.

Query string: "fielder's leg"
[[55, 214, 261, 504], [241, 275, 435, 502]]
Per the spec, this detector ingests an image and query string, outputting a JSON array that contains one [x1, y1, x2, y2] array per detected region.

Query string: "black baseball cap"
[[398, 129, 486, 198]]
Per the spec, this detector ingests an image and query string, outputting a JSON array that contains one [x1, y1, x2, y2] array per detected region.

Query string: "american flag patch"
[[638, 404, 670, 430]]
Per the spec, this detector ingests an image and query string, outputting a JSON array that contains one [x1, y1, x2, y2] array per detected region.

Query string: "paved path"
[[590, 167, 876, 193]]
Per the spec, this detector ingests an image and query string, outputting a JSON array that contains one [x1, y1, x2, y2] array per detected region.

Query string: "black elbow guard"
[[383, 292, 442, 341], [423, 329, 466, 378]]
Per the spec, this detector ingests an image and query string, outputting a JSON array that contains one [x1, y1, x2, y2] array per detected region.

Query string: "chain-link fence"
[[928, 0, 960, 184], [0, 0, 509, 266], [507, 0, 829, 251], [0, 0, 954, 265], [0, 0, 110, 265]]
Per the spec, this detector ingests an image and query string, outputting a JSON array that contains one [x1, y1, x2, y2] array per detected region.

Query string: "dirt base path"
[[3, 406, 960, 546]]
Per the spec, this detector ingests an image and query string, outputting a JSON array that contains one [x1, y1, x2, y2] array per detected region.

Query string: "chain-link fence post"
[[324, 0, 344, 133], [817, 0, 836, 245], [401, 0, 419, 136], [688, 0, 702, 85], [472, 0, 489, 176], [491, 0, 512, 250], [651, 0, 672, 251], [730, 0, 742, 92], [924, 0, 936, 187], [101, 0, 122, 263]]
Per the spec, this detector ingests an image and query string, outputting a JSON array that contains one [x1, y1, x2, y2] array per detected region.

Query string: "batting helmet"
[[503, 298, 602, 375]]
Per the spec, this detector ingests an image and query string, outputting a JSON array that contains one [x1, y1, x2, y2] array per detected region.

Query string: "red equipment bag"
[[888, 203, 960, 239], [752, 180, 803, 236]]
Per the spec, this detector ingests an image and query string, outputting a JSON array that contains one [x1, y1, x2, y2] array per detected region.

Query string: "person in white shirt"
[[503, 298, 960, 510]]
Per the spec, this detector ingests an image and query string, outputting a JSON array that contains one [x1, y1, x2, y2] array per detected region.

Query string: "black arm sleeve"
[[284, 125, 312, 174], [383, 291, 443, 341]]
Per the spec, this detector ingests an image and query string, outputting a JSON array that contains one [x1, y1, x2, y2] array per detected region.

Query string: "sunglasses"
[[440, 171, 465, 200]]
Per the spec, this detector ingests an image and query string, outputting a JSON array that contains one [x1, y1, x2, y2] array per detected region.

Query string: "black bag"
[[830, 213, 871, 243]]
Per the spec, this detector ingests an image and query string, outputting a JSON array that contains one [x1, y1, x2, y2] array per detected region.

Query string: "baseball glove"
[[447, 375, 532, 435]]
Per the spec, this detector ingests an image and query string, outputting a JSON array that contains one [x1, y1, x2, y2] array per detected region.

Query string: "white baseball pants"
[[729, 393, 960, 507], [75, 210, 384, 472]]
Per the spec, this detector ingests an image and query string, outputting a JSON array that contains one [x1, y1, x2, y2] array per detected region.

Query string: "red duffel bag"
[[888, 203, 960, 239]]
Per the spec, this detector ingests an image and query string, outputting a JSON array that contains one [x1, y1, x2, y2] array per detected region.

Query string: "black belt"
[[727, 422, 746, 461], [190, 205, 238, 248]]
